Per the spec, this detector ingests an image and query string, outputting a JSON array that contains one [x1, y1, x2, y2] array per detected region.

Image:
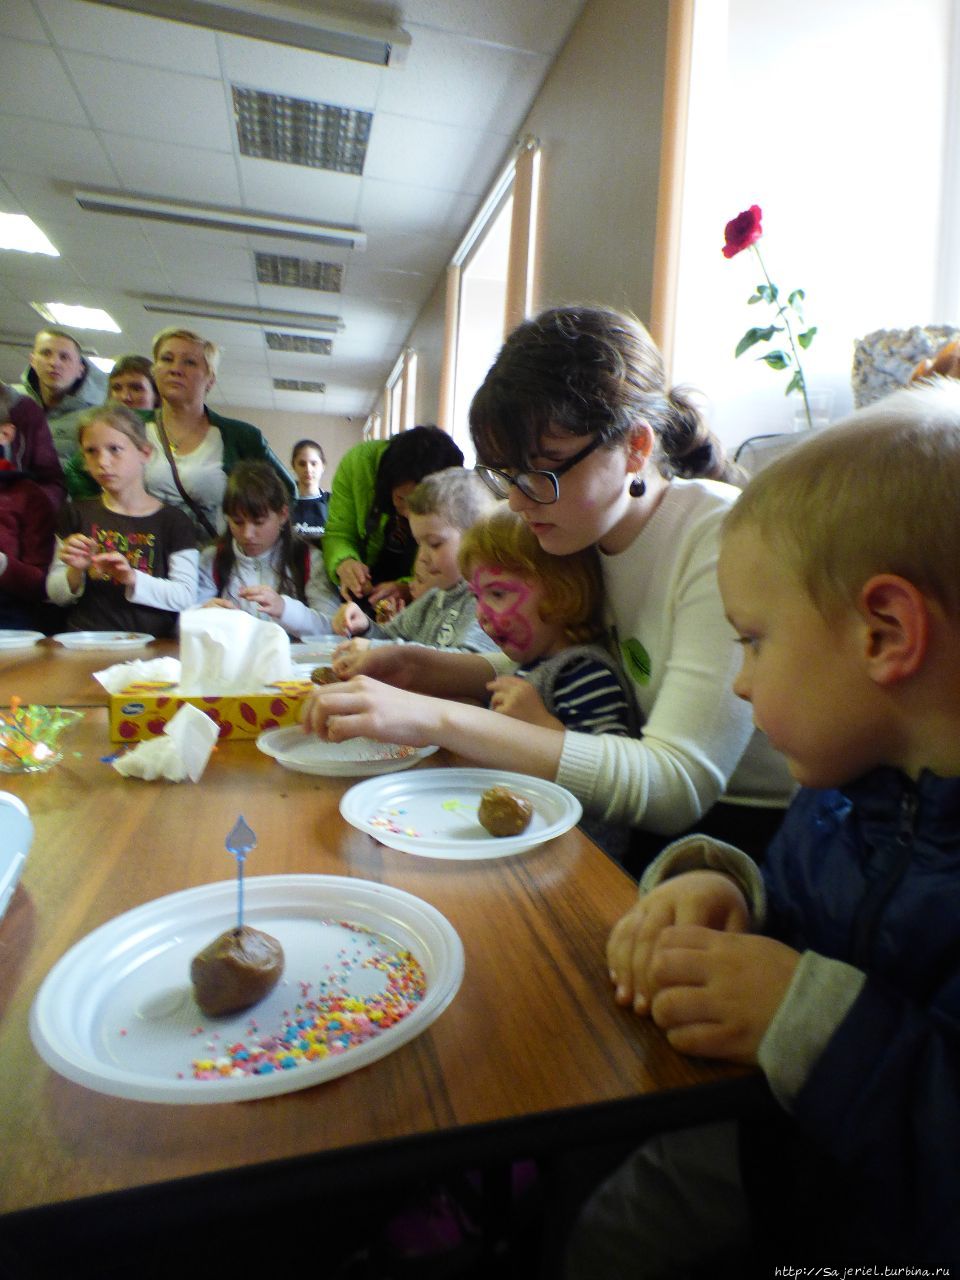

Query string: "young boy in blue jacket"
[[568, 379, 960, 1275]]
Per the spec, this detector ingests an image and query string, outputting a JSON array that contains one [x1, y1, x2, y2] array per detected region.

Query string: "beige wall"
[[215, 406, 362, 481], [402, 0, 669, 432]]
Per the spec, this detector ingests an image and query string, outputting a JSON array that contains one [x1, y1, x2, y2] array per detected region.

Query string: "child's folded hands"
[[643, 926, 800, 1064], [607, 871, 750, 1014]]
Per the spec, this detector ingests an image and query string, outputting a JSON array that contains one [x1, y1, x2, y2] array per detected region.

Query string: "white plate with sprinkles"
[[29, 875, 464, 1104], [256, 726, 438, 776], [341, 768, 583, 859], [52, 631, 154, 650]]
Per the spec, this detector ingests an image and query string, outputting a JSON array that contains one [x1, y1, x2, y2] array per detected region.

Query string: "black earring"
[[629, 475, 646, 498]]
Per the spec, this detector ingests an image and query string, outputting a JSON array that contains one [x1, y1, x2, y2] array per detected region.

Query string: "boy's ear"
[[0, 421, 15, 446], [858, 574, 929, 686]]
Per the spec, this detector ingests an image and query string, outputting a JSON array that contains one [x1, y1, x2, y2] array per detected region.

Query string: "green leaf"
[[735, 325, 779, 358], [788, 289, 805, 307], [761, 350, 790, 370], [785, 370, 805, 397], [798, 326, 818, 349], [747, 293, 763, 304], [756, 283, 778, 304]]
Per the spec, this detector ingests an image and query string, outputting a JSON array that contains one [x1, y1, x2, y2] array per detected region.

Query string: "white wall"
[[672, 0, 955, 451]]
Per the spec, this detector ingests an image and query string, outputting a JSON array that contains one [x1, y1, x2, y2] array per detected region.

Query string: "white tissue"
[[94, 656, 182, 694], [112, 702, 219, 782], [179, 609, 291, 693]]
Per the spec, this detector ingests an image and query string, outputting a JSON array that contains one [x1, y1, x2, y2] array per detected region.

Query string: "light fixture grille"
[[274, 378, 327, 393], [233, 86, 372, 174], [265, 332, 332, 355], [255, 253, 342, 292]]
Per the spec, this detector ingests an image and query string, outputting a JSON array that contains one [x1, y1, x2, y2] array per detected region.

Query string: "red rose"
[[722, 205, 763, 259]]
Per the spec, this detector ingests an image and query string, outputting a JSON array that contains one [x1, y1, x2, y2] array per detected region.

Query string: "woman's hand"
[[200, 597, 238, 610], [237, 584, 284, 618], [336, 558, 372, 601], [333, 601, 369, 636], [331, 637, 371, 679], [90, 550, 135, 588], [487, 675, 562, 730], [607, 871, 750, 1015], [299, 675, 439, 747]]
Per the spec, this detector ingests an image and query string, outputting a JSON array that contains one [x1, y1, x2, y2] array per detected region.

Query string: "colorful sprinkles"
[[188, 921, 426, 1081], [368, 805, 422, 839]]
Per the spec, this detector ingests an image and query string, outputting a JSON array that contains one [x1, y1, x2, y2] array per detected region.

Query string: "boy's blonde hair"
[[725, 379, 960, 619], [77, 402, 150, 450], [405, 467, 498, 530], [151, 326, 221, 376], [458, 506, 604, 643]]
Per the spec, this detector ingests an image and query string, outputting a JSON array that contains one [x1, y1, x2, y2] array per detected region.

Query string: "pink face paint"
[[469, 566, 536, 658]]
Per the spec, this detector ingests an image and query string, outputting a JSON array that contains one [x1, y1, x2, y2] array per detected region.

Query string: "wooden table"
[[0, 659, 768, 1272], [0, 637, 174, 708]]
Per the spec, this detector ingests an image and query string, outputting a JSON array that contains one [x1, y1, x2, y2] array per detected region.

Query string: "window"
[[439, 137, 541, 465]]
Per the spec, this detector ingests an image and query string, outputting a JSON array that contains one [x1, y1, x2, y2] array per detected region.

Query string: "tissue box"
[[109, 681, 312, 742]]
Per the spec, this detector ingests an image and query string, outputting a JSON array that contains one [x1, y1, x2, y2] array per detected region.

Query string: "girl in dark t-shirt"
[[46, 404, 198, 636]]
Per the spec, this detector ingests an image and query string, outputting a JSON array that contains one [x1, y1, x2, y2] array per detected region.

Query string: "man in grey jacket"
[[14, 328, 107, 466]]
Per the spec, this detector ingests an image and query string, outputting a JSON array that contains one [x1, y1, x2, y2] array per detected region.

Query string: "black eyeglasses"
[[475, 436, 603, 505]]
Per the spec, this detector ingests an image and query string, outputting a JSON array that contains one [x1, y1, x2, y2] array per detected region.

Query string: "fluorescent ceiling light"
[[141, 295, 344, 333], [84, 0, 411, 66], [0, 214, 59, 257], [74, 189, 366, 251], [88, 356, 116, 373], [32, 302, 121, 332]]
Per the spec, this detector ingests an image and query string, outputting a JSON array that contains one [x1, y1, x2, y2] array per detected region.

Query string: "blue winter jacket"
[[761, 767, 960, 1263]]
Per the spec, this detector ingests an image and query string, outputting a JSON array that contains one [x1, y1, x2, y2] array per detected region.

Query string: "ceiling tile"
[[0, 116, 115, 183], [0, 39, 88, 125], [99, 133, 244, 204], [0, 0, 48, 41], [62, 50, 233, 148], [219, 32, 382, 108], [236, 158, 362, 224], [363, 113, 508, 197]]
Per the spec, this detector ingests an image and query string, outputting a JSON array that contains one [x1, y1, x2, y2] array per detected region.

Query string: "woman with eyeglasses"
[[302, 305, 794, 866]]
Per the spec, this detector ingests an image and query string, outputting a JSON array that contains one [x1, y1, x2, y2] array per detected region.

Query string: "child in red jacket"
[[0, 385, 58, 630]]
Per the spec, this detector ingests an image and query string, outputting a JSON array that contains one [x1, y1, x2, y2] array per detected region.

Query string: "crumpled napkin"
[[179, 609, 291, 693], [112, 703, 219, 783], [94, 656, 181, 693]]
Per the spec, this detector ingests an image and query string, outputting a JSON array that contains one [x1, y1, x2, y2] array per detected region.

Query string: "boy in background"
[[571, 380, 960, 1273], [332, 467, 499, 668]]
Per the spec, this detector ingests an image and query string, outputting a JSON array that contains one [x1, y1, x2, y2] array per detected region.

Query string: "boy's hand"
[[488, 676, 562, 729], [299, 675, 436, 747], [647, 927, 800, 1064], [331, 637, 371, 678], [333, 601, 369, 636], [238, 584, 284, 618], [368, 580, 410, 612], [59, 534, 97, 571], [90, 550, 135, 587], [336, 558, 371, 601], [608, 871, 749, 1014]]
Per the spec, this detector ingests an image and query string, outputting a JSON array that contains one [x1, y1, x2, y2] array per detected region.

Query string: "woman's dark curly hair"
[[469, 305, 734, 482], [371, 424, 464, 517]]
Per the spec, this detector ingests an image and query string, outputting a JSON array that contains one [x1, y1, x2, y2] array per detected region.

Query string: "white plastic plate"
[[341, 768, 583, 859], [52, 631, 153, 650], [257, 727, 438, 776], [0, 630, 44, 649], [29, 875, 463, 1104]]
